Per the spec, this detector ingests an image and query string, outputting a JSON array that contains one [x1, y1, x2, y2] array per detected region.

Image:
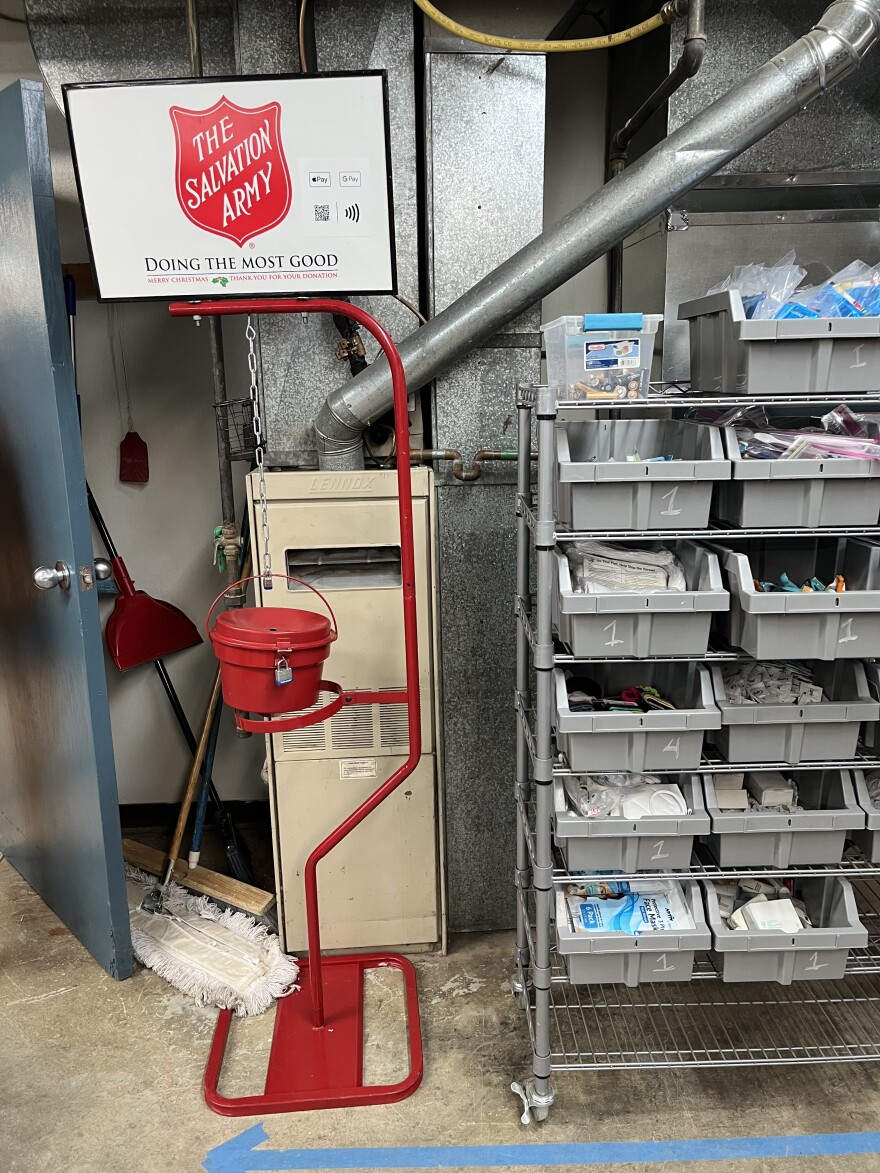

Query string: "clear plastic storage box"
[[553, 663, 720, 773], [542, 312, 662, 401], [708, 661, 879, 765], [553, 775, 708, 871], [554, 882, 711, 986], [701, 771, 864, 868], [708, 537, 880, 660], [679, 289, 880, 395], [553, 544, 728, 659], [714, 425, 880, 529], [703, 877, 867, 984], [555, 419, 729, 531]]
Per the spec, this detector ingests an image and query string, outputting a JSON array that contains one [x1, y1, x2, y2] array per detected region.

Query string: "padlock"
[[274, 656, 293, 686]]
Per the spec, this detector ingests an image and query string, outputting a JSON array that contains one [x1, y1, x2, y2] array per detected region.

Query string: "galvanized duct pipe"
[[315, 0, 880, 470]]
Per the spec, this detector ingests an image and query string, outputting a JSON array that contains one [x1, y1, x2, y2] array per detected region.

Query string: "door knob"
[[93, 558, 113, 581], [33, 562, 72, 590]]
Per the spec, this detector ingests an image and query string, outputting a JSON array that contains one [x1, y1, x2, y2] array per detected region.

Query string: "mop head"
[[126, 866, 299, 1016]]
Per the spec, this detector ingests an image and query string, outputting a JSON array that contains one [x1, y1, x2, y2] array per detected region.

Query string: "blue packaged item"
[[566, 881, 693, 934], [849, 284, 880, 316], [742, 294, 765, 320], [815, 286, 865, 317], [775, 301, 820, 320]]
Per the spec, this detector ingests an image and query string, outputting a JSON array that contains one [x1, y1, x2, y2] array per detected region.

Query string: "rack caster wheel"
[[511, 1079, 554, 1125], [509, 974, 530, 1010]]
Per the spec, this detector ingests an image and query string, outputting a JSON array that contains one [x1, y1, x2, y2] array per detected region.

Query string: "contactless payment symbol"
[[170, 95, 292, 246]]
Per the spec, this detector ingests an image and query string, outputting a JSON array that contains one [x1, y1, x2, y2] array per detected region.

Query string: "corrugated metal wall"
[[425, 49, 545, 929]]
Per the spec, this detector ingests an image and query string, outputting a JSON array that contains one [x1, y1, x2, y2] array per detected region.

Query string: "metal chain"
[[246, 315, 272, 589]]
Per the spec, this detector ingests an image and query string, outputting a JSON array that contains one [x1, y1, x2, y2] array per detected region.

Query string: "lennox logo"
[[170, 96, 292, 247], [310, 475, 377, 493]]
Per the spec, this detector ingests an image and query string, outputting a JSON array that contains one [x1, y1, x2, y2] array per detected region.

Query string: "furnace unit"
[[248, 468, 443, 953]]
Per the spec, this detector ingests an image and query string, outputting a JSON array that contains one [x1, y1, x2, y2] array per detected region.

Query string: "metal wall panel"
[[427, 51, 545, 470], [667, 1, 880, 175], [25, 0, 238, 101], [610, 0, 880, 178], [260, 0, 421, 465], [426, 50, 545, 930], [434, 483, 519, 930]]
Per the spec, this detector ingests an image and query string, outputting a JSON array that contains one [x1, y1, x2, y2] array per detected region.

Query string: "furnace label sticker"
[[583, 339, 641, 370], [170, 96, 292, 247], [340, 758, 378, 780]]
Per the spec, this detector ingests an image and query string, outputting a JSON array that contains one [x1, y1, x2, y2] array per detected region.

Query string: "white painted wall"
[[0, 11, 264, 803]]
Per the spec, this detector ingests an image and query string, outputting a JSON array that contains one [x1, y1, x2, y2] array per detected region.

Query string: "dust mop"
[[129, 668, 296, 1014], [126, 866, 298, 1015]]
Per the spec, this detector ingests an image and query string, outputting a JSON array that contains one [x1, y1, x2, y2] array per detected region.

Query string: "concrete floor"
[[4, 857, 880, 1172]]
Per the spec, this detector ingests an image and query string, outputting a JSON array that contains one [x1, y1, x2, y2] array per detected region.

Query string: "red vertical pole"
[[169, 298, 422, 1030]]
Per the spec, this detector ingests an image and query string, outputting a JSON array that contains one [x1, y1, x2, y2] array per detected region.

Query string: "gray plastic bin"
[[714, 426, 880, 529], [555, 419, 729, 531], [702, 771, 864, 867], [709, 537, 880, 660], [553, 544, 729, 659], [860, 661, 880, 752], [555, 882, 711, 986], [708, 661, 879, 764], [679, 289, 880, 395], [554, 775, 709, 871], [703, 876, 867, 984], [849, 770, 880, 862], [553, 663, 720, 773]]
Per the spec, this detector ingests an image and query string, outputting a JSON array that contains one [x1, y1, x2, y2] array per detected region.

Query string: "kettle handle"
[[205, 574, 339, 641]]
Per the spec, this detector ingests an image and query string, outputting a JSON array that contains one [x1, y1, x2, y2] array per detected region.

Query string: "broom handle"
[[159, 670, 223, 888], [159, 548, 253, 889]]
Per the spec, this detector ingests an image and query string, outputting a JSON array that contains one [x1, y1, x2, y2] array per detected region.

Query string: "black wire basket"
[[214, 398, 257, 461]]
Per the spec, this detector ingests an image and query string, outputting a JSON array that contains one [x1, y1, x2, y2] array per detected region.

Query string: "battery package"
[[747, 771, 795, 808], [714, 773, 746, 790], [716, 789, 750, 810]]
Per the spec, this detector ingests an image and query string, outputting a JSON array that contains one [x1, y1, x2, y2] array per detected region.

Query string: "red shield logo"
[[170, 95, 292, 247]]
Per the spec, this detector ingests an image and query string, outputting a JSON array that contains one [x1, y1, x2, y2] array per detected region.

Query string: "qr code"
[[314, 204, 330, 222]]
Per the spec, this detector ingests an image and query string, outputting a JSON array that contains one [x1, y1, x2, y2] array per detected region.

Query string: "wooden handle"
[[166, 669, 223, 867]]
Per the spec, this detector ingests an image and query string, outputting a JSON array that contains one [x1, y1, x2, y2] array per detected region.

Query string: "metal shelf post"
[[514, 395, 532, 982]]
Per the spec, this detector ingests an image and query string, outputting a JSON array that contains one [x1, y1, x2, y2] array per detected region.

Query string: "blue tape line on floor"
[[203, 1123, 880, 1171]]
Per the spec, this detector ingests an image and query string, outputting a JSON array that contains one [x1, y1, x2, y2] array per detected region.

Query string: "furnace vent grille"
[[380, 699, 410, 748], [331, 692, 374, 750], [279, 692, 330, 753]]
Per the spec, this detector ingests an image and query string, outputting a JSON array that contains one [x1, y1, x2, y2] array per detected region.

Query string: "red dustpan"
[[105, 559, 201, 670], [87, 487, 201, 671]]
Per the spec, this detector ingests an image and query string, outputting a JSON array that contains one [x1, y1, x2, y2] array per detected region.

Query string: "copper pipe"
[[411, 447, 536, 482]]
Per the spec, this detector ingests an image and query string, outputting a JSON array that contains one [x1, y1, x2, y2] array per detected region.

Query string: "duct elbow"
[[822, 0, 880, 63], [776, 0, 880, 102], [314, 399, 367, 471]]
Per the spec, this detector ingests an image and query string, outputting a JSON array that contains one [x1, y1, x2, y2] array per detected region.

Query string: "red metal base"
[[204, 953, 423, 1116]]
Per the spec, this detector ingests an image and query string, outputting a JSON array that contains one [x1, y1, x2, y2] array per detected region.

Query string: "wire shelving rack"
[[510, 383, 880, 1123]]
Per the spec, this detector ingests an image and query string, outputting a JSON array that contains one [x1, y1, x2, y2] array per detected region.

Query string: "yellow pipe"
[[412, 0, 674, 52]]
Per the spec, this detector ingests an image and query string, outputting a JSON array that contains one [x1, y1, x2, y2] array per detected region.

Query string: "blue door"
[[0, 79, 132, 979]]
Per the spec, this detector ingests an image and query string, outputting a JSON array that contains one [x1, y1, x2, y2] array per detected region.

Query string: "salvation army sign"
[[64, 74, 396, 300], [170, 96, 292, 247]]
